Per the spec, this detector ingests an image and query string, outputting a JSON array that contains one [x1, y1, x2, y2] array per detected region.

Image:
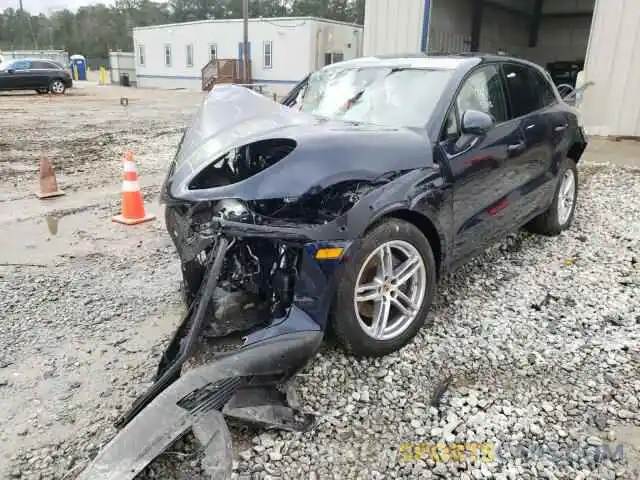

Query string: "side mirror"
[[7, 68, 15, 74], [461, 110, 495, 136]]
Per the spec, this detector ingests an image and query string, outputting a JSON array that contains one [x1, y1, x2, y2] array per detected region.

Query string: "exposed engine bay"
[[187, 137, 378, 225], [188, 233, 302, 336], [248, 180, 375, 224], [77, 84, 429, 480], [188, 138, 297, 190]]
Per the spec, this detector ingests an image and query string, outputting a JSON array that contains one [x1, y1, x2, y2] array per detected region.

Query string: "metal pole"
[[242, 0, 249, 84], [18, 0, 24, 49]]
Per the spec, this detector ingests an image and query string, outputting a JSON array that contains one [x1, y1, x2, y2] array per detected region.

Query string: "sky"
[[0, 0, 115, 14]]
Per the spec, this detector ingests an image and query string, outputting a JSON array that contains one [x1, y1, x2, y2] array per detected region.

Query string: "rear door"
[[500, 62, 556, 224], [31, 60, 56, 88], [440, 64, 523, 264]]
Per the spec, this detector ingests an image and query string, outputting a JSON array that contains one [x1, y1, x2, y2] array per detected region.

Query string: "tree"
[[0, 0, 364, 58]]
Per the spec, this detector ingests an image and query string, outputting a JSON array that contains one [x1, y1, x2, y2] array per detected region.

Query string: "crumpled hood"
[[163, 84, 434, 203]]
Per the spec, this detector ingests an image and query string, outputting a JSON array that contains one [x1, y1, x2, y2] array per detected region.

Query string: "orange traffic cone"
[[36, 156, 65, 199], [112, 151, 155, 225]]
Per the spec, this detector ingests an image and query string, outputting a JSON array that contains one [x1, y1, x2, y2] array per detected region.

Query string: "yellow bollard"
[[72, 63, 79, 81], [99, 66, 106, 85]]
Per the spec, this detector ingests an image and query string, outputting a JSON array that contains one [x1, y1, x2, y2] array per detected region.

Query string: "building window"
[[186, 44, 194, 67], [209, 43, 217, 61], [137, 44, 145, 66], [324, 52, 344, 66], [164, 44, 172, 67], [263, 41, 273, 69]]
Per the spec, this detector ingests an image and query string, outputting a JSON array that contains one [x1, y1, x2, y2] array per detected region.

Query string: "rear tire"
[[330, 218, 437, 357], [49, 79, 66, 95], [525, 158, 578, 236]]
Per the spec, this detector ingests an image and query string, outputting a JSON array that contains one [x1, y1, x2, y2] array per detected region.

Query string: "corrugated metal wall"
[[363, 0, 426, 55], [478, 3, 530, 56], [362, 0, 640, 137], [428, 0, 470, 53], [581, 0, 640, 137]]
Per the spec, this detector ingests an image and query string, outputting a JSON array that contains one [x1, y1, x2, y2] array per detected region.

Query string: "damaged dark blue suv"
[[79, 54, 587, 479]]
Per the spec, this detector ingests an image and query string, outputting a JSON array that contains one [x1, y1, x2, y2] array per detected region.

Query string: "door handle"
[[507, 141, 526, 155], [554, 123, 569, 132]]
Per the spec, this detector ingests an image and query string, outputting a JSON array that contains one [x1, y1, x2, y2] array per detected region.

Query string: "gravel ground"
[[0, 85, 639, 480]]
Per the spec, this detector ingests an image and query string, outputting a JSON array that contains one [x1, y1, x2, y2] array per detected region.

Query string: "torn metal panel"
[[161, 84, 436, 204], [83, 78, 452, 477], [78, 330, 322, 480], [115, 236, 231, 429]]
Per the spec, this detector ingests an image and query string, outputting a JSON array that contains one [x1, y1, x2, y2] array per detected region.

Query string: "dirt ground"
[[0, 83, 207, 478], [1, 83, 639, 480]]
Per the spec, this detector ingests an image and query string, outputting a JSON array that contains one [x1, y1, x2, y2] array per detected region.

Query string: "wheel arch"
[[366, 208, 443, 279], [567, 141, 586, 163]]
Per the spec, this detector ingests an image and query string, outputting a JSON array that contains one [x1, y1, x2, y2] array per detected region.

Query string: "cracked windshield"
[[297, 66, 454, 127]]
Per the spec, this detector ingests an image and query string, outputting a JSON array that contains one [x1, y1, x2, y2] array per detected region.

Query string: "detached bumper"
[[78, 329, 322, 480], [81, 206, 354, 479]]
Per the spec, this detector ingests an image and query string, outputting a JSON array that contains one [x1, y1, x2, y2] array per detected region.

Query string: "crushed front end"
[[78, 85, 416, 479], [77, 200, 364, 480], [77, 200, 343, 479]]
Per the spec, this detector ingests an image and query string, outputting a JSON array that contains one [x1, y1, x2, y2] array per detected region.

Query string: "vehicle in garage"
[[78, 53, 587, 479], [0, 58, 73, 94]]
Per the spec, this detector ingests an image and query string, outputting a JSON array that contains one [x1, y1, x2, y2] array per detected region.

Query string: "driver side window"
[[456, 65, 507, 124]]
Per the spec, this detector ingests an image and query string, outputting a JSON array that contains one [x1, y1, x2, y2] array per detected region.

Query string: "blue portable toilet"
[[70, 54, 87, 81]]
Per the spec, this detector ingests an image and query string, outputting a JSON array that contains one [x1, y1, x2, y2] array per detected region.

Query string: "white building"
[[133, 16, 363, 95], [363, 0, 640, 138], [109, 51, 137, 86]]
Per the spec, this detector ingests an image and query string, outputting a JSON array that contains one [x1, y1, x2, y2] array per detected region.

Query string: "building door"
[[238, 42, 252, 82]]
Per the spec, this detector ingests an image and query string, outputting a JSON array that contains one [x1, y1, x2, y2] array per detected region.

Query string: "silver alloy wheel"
[[557, 168, 576, 225], [50, 80, 65, 94], [353, 240, 427, 341]]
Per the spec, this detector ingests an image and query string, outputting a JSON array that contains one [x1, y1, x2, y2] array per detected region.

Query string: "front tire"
[[331, 218, 437, 357], [525, 158, 578, 235], [49, 79, 66, 95]]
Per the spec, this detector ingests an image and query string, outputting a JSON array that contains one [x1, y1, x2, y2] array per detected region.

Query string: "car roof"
[[320, 52, 545, 73], [7, 58, 61, 64], [321, 54, 478, 72]]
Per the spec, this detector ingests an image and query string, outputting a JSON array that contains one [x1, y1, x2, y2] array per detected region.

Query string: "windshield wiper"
[[342, 89, 365, 111]]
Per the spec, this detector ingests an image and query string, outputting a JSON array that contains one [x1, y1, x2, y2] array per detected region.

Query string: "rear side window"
[[32, 61, 55, 69], [533, 69, 557, 107], [503, 63, 547, 118]]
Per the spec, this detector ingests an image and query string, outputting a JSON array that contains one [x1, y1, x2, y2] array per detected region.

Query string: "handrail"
[[558, 81, 595, 106], [201, 58, 252, 91]]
